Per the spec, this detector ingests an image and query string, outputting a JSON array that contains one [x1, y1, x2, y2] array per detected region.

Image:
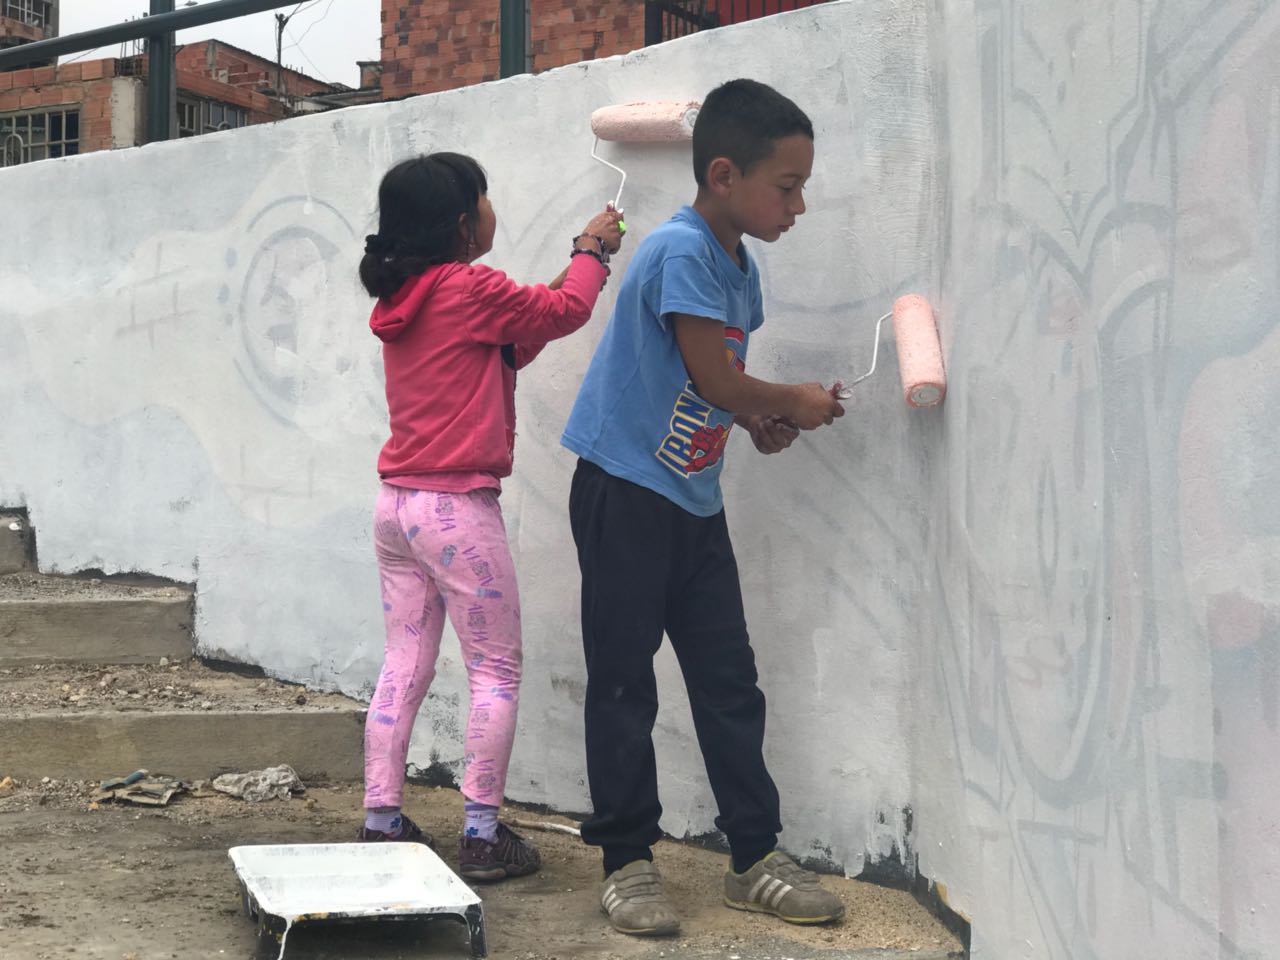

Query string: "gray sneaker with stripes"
[[600, 860, 681, 936], [723, 851, 845, 925]]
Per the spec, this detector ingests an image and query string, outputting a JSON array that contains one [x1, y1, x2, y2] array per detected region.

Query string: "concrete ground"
[[0, 778, 963, 960]]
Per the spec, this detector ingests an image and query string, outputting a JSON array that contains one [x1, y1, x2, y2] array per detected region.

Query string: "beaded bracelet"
[[571, 233, 610, 264], [570, 247, 608, 268]]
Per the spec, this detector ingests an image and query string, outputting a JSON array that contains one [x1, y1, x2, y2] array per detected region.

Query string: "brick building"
[[1, 0, 828, 166], [379, 0, 830, 100], [176, 40, 337, 103], [0, 46, 342, 167], [0, 34, 348, 167], [1, 0, 55, 62]]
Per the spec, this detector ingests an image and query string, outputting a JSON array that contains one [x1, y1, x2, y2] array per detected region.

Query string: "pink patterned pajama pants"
[[363, 482, 522, 809]]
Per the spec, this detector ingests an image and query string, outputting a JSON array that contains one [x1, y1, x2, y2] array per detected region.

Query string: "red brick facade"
[[174, 64, 288, 125], [1, 15, 45, 46], [380, 0, 645, 100], [175, 40, 335, 99], [2, 1, 347, 165], [530, 0, 645, 72], [0, 51, 326, 164], [3, 0, 834, 162], [0, 61, 119, 153]]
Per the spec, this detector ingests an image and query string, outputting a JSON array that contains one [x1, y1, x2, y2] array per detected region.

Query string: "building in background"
[[379, 0, 832, 99], [1, 0, 826, 166], [0, 1, 376, 167], [0, 29, 364, 167], [1, 0, 57, 64]]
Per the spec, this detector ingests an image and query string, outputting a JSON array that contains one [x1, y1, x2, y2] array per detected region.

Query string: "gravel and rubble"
[[0, 658, 347, 716]]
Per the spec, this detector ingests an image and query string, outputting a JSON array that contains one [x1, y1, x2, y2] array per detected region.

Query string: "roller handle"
[[608, 202, 626, 236]]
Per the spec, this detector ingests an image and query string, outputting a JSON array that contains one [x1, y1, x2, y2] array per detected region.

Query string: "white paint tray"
[[228, 842, 486, 957]]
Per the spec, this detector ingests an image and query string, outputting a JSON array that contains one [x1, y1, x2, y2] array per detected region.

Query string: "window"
[[177, 97, 249, 137], [206, 101, 249, 132], [0, 108, 80, 166], [177, 99, 199, 138], [1, 0, 53, 30]]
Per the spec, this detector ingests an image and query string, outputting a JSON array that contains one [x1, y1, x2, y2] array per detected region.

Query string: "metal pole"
[[498, 0, 527, 78], [0, 0, 302, 70], [145, 0, 176, 144], [274, 10, 293, 95], [644, 1, 663, 45]]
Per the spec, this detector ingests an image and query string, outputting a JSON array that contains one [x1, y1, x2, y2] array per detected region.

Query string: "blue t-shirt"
[[561, 205, 764, 517]]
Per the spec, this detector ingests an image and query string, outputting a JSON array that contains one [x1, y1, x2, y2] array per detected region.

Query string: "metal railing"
[[1, 132, 23, 167], [0, 107, 79, 165], [644, 0, 830, 44], [0, 0, 302, 144]]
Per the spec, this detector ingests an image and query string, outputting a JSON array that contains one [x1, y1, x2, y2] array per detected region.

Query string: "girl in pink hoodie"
[[358, 153, 623, 881]]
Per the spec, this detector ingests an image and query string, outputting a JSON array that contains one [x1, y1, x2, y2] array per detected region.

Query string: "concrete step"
[[0, 572, 194, 666], [0, 513, 33, 575], [0, 659, 365, 781]]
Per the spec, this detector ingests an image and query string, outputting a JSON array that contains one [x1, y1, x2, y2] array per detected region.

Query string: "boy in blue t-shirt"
[[561, 79, 846, 936]]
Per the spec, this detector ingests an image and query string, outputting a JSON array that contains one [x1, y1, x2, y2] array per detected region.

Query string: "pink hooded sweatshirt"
[[370, 255, 607, 485]]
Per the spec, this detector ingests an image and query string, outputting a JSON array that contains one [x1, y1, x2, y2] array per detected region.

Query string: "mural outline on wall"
[[932, 0, 1279, 957]]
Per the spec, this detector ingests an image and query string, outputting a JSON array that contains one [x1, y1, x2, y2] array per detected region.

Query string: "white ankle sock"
[[463, 801, 499, 842], [365, 808, 401, 834]]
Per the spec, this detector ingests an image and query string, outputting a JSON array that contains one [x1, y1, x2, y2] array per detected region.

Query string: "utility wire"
[[64, 15, 143, 65], [283, 0, 337, 53], [63, 45, 112, 63], [285, 34, 330, 82]]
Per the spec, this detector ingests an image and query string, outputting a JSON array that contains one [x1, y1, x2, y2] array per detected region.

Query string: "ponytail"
[[360, 152, 488, 299]]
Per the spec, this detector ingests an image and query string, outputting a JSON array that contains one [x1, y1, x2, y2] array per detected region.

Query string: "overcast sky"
[[59, 1, 381, 89]]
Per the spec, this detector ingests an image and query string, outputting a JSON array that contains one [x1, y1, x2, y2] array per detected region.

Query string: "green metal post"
[[146, 0, 177, 143], [499, 0, 528, 78]]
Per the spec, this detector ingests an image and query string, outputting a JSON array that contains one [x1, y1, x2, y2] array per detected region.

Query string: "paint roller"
[[834, 294, 946, 408], [590, 100, 701, 234], [589, 104, 946, 410]]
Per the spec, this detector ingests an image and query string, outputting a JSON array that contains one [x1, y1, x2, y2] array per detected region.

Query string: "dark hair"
[[692, 79, 814, 187], [359, 152, 488, 299]]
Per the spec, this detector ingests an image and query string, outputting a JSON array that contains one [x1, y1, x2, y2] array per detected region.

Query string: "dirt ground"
[[0, 778, 963, 960]]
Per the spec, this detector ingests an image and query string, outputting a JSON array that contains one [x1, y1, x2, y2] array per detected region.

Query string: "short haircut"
[[692, 79, 814, 187]]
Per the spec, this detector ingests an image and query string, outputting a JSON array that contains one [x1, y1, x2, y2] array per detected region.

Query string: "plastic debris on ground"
[[213, 764, 306, 802]]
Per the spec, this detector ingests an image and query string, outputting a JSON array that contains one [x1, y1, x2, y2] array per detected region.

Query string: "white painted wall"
[[912, 2, 1280, 958], [109, 77, 145, 150], [1, 1, 1276, 957]]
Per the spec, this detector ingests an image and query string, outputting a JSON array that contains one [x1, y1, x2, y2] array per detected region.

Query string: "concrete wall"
[[1, 1, 1275, 957], [109, 77, 145, 150], [914, 1, 1280, 957]]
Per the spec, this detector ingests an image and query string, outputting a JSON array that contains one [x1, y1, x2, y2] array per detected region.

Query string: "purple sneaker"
[[459, 822, 541, 881]]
